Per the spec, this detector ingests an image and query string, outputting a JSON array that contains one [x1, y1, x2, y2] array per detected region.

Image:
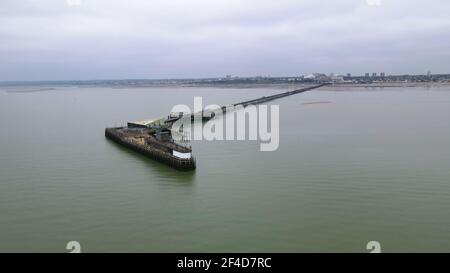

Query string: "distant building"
[[365, 73, 370, 78], [330, 74, 344, 83], [347, 73, 351, 77], [372, 73, 377, 77], [380, 72, 386, 77], [304, 73, 329, 82]]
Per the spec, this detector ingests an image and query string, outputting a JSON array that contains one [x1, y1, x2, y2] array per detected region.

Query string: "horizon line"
[[0, 72, 448, 84]]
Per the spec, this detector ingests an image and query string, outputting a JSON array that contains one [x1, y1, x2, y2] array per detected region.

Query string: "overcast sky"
[[0, 0, 449, 81]]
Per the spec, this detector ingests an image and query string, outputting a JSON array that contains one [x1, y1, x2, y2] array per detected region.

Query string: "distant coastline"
[[1, 76, 450, 92]]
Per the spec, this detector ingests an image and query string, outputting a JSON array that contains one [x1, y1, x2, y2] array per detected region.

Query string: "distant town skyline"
[[1, 0, 450, 81], [0, 70, 445, 82]]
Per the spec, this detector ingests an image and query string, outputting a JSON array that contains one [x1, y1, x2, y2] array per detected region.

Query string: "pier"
[[230, 83, 329, 108], [106, 83, 327, 171], [105, 127, 196, 170], [172, 83, 329, 123]]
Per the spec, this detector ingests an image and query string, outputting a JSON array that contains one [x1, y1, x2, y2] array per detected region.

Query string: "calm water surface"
[[0, 85, 450, 252]]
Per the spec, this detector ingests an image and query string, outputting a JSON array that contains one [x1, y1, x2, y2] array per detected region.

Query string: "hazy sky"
[[1, 0, 449, 81]]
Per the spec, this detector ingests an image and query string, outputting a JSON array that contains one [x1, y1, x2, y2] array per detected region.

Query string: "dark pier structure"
[[105, 83, 326, 171], [178, 83, 329, 123], [105, 127, 196, 170], [228, 83, 329, 108]]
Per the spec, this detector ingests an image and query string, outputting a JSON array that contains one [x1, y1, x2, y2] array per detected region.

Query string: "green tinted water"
[[1, 85, 450, 252]]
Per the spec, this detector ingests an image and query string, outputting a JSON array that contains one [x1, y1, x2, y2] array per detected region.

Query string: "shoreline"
[[1, 81, 450, 93]]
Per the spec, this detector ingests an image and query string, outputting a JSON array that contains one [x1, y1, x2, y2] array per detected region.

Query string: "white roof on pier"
[[128, 118, 164, 127]]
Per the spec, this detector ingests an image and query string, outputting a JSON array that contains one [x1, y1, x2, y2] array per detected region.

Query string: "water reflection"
[[105, 138, 195, 185]]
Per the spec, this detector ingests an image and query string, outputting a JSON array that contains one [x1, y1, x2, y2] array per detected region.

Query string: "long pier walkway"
[[169, 83, 329, 123], [227, 83, 329, 109]]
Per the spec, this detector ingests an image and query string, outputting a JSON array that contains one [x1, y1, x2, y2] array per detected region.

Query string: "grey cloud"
[[0, 0, 449, 80]]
